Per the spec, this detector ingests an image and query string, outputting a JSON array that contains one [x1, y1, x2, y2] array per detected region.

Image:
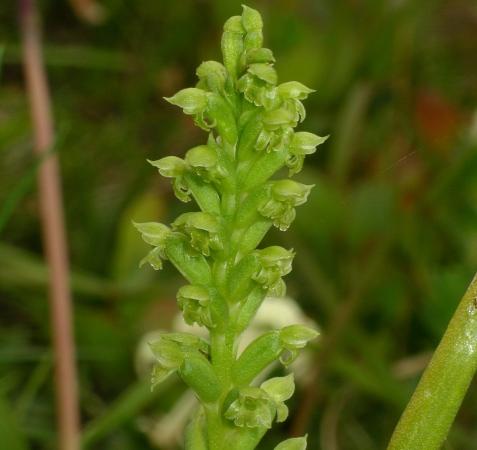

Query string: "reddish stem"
[[19, 2, 80, 450]]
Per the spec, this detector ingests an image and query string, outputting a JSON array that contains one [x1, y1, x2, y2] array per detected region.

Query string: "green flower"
[[177, 285, 214, 328], [148, 156, 190, 202], [237, 63, 279, 109], [261, 374, 295, 422], [279, 324, 319, 366], [225, 387, 275, 429], [172, 212, 222, 256], [148, 337, 184, 387], [185, 144, 226, 183], [259, 180, 314, 231], [134, 222, 172, 270], [252, 246, 295, 296], [286, 132, 328, 175]]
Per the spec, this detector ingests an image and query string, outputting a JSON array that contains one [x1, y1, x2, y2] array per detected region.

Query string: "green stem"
[[387, 273, 477, 450]]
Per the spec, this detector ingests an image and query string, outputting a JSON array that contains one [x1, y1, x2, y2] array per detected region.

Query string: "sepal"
[[274, 436, 308, 450], [277, 81, 314, 100], [165, 88, 208, 115], [134, 221, 171, 247]]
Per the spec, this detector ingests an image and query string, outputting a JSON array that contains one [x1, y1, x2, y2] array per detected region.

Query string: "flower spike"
[[136, 5, 324, 448]]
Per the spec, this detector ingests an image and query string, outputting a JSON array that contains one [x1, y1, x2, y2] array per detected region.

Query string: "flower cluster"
[[136, 5, 325, 450]]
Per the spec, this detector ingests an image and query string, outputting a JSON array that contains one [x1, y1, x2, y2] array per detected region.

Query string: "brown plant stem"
[[19, 1, 80, 449]]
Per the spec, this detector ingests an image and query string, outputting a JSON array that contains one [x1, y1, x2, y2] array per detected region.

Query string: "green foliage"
[[135, 6, 323, 449]]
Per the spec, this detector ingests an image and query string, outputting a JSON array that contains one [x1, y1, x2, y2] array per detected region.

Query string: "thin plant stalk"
[[19, 1, 80, 449], [387, 273, 477, 450]]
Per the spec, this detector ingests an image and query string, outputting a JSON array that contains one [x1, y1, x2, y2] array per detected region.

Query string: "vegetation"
[[1, 0, 477, 449]]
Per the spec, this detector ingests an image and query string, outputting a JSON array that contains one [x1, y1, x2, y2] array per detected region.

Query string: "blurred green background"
[[1, 0, 477, 449]]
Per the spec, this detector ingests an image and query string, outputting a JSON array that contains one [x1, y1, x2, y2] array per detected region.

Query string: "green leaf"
[[0, 393, 28, 450]]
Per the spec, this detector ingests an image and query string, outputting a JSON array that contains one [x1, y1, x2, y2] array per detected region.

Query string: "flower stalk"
[[387, 273, 477, 450]]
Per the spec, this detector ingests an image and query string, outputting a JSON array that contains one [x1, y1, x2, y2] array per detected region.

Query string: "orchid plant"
[[135, 6, 326, 450]]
